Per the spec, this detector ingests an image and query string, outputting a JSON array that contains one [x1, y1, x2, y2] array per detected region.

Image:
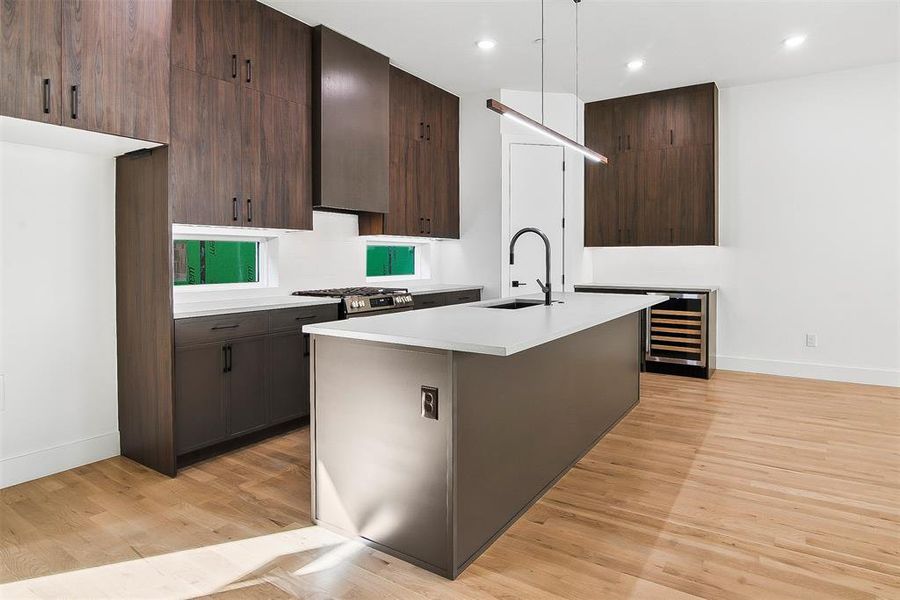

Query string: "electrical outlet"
[[805, 334, 818, 348], [421, 386, 438, 420]]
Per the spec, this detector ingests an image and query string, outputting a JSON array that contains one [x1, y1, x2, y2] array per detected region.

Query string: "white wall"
[[0, 142, 120, 488], [587, 63, 900, 386], [499, 90, 589, 293], [438, 91, 504, 299]]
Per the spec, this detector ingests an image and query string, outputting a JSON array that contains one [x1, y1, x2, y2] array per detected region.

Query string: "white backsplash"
[[173, 211, 447, 304]]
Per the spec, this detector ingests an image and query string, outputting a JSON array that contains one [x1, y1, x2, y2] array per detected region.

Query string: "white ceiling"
[[266, 0, 899, 100]]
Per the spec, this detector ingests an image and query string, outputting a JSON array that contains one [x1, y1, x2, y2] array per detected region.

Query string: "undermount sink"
[[484, 299, 547, 310]]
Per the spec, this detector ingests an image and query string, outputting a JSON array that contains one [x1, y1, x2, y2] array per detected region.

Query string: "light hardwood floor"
[[1, 371, 898, 599]]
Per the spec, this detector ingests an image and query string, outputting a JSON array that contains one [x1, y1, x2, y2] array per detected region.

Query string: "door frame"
[[502, 138, 566, 298]]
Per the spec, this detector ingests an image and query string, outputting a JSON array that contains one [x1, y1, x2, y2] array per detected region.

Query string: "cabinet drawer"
[[269, 303, 339, 332], [445, 289, 481, 306], [413, 293, 446, 310], [174, 312, 269, 347]]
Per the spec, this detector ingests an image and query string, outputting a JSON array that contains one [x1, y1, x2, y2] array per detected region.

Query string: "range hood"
[[312, 26, 390, 213]]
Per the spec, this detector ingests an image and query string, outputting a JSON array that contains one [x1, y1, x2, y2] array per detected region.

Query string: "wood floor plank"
[[1, 371, 898, 599]]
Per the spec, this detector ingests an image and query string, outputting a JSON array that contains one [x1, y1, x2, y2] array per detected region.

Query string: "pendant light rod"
[[484, 0, 608, 164], [486, 99, 608, 163]]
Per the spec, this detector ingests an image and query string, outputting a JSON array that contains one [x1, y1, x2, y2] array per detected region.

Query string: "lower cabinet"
[[174, 343, 228, 453], [228, 336, 270, 436], [267, 330, 310, 424], [174, 337, 270, 454], [173, 304, 337, 459], [412, 288, 481, 310]]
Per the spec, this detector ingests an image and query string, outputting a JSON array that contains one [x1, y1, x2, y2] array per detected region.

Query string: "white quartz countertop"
[[304, 292, 666, 356], [172, 284, 484, 319], [576, 283, 718, 292], [173, 296, 339, 319]]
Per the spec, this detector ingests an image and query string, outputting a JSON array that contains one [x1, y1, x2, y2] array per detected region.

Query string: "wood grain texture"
[[312, 25, 389, 213], [171, 0, 240, 84], [241, 89, 312, 230], [114, 146, 175, 477], [249, 0, 311, 105], [169, 65, 242, 226], [0, 0, 61, 123], [361, 66, 459, 238], [3, 371, 897, 599], [585, 83, 717, 247], [61, 0, 170, 143]]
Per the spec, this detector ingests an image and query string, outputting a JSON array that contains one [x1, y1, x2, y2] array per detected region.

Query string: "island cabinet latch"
[[421, 386, 439, 420]]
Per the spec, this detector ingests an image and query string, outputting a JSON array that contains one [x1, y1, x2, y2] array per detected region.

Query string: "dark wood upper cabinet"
[[61, 0, 170, 143], [169, 66, 242, 227], [246, 2, 311, 105], [585, 82, 717, 247], [389, 67, 424, 142], [2, 0, 169, 142], [0, 0, 62, 124], [171, 0, 240, 84], [170, 1, 313, 230], [241, 89, 312, 230], [312, 26, 390, 213], [358, 66, 459, 239], [377, 134, 419, 236]]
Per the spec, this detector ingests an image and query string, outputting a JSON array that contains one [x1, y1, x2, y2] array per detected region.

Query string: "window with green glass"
[[173, 240, 259, 286], [366, 245, 416, 277]]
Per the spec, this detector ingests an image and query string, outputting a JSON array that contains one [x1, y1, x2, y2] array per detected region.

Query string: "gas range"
[[292, 286, 415, 319]]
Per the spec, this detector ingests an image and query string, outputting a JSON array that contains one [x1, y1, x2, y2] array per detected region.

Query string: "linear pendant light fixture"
[[486, 0, 608, 164]]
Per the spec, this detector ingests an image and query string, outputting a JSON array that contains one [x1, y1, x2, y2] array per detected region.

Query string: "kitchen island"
[[304, 291, 665, 579]]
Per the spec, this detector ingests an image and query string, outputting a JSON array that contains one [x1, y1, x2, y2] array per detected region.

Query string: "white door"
[[508, 143, 565, 297]]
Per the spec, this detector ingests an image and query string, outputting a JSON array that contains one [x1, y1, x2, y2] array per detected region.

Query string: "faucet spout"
[[509, 227, 552, 306]]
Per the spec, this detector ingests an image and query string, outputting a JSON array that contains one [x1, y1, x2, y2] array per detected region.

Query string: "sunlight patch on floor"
[[0, 526, 352, 599]]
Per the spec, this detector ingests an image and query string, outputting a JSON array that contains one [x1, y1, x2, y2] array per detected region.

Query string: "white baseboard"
[[716, 355, 900, 387], [0, 431, 120, 489]]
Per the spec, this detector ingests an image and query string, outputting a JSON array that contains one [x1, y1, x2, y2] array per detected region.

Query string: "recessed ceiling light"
[[627, 58, 645, 71], [783, 34, 807, 49], [477, 39, 496, 51]]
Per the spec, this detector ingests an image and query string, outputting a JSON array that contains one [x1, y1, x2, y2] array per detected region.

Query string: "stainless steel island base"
[[309, 312, 640, 579]]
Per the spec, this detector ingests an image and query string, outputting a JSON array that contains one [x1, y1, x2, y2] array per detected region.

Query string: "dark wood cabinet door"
[[439, 92, 459, 152], [389, 66, 424, 142], [584, 155, 618, 246], [267, 331, 309, 424], [431, 147, 459, 239], [175, 344, 227, 454], [634, 148, 669, 246], [171, 0, 240, 85], [244, 1, 311, 105], [241, 89, 312, 230], [421, 82, 444, 148], [669, 144, 715, 245], [61, 0, 170, 143], [170, 66, 242, 226], [585, 101, 616, 159], [384, 135, 420, 235], [1, 0, 61, 124], [666, 84, 716, 147], [227, 336, 268, 437], [614, 152, 638, 245], [416, 140, 435, 237]]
